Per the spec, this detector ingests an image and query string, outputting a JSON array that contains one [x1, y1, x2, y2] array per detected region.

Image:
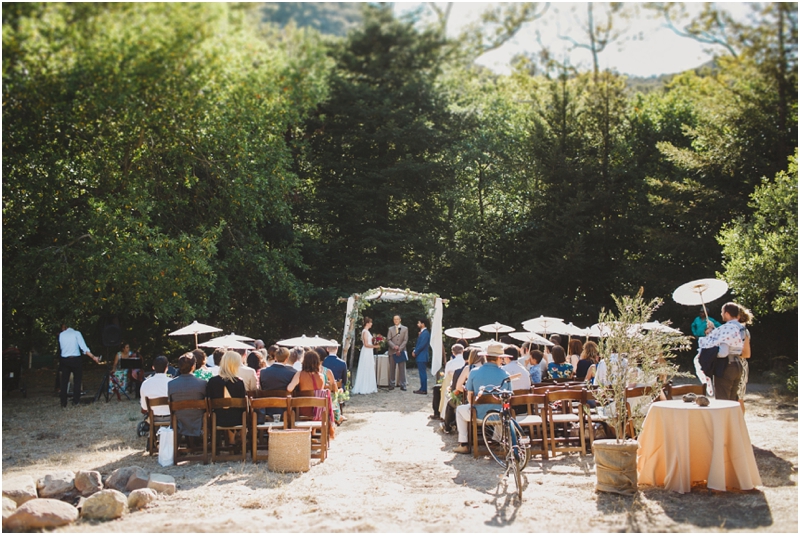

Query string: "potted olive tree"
[[591, 291, 690, 495]]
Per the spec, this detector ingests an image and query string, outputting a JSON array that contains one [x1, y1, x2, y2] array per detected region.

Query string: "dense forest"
[[2, 3, 797, 378]]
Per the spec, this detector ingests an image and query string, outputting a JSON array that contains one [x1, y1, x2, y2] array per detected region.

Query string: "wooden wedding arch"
[[339, 287, 447, 372]]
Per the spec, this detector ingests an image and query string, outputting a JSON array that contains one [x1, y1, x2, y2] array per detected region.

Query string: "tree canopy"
[[3, 2, 796, 369]]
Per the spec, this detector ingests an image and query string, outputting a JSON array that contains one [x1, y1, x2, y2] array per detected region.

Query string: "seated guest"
[[453, 344, 510, 454], [287, 350, 335, 440], [323, 345, 347, 386], [266, 344, 278, 366], [236, 349, 258, 392], [567, 339, 583, 372], [167, 353, 208, 441], [207, 347, 224, 368], [246, 352, 262, 374], [501, 345, 531, 391], [140, 356, 172, 422], [207, 351, 247, 433], [258, 347, 295, 421], [576, 341, 599, 382], [442, 348, 482, 434], [528, 350, 544, 384], [547, 346, 573, 379], [454, 349, 484, 394], [289, 347, 304, 371], [260, 347, 295, 391], [192, 349, 214, 381]]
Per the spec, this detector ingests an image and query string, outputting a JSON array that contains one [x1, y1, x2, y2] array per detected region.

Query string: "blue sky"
[[393, 2, 753, 77]]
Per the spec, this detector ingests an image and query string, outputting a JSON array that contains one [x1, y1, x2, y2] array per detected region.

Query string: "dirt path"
[[2, 368, 797, 532]]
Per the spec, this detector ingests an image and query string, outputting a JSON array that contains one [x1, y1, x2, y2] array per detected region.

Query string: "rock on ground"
[[3, 498, 78, 531], [125, 468, 150, 492], [127, 488, 157, 511], [36, 471, 75, 499], [147, 474, 175, 495], [2, 496, 17, 528], [104, 466, 146, 492], [80, 489, 128, 520], [2, 475, 38, 505], [74, 470, 103, 496]]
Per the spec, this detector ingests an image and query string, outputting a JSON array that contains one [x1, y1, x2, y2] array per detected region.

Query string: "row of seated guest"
[[140, 347, 347, 443]]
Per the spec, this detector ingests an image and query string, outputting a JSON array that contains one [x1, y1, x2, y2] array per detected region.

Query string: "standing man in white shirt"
[[58, 323, 100, 407]]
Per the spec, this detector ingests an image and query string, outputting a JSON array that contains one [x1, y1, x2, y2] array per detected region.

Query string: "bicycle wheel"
[[511, 454, 523, 500], [482, 411, 508, 468], [508, 419, 532, 471]]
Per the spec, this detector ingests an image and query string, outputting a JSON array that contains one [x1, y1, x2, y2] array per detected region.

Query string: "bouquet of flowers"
[[372, 334, 386, 353]]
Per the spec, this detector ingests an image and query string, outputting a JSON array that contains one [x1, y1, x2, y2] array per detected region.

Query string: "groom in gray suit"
[[387, 315, 408, 391]]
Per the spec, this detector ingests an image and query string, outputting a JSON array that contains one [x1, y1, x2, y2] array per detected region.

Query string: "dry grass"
[[2, 367, 797, 532]]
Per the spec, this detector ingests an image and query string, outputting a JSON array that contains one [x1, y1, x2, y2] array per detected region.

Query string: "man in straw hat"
[[453, 343, 511, 454]]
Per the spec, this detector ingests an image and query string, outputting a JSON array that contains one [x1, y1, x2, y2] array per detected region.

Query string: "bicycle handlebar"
[[477, 373, 520, 397]]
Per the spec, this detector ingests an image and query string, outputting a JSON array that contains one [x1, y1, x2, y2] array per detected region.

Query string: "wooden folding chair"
[[209, 397, 248, 463], [532, 384, 565, 395], [545, 389, 587, 456], [666, 382, 705, 399], [624, 385, 655, 439], [169, 399, 209, 464], [583, 389, 613, 444], [470, 393, 502, 459], [290, 396, 329, 462], [146, 396, 170, 456], [250, 395, 291, 463], [510, 393, 548, 460]]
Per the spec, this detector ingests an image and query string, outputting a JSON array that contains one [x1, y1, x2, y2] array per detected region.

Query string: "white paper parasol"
[[198, 335, 255, 350], [444, 327, 481, 340], [587, 323, 612, 338], [478, 322, 515, 340], [219, 332, 255, 342], [276, 334, 337, 348], [521, 316, 565, 336], [168, 320, 223, 348], [673, 278, 728, 320], [639, 321, 682, 334], [508, 331, 554, 347], [468, 340, 511, 351]]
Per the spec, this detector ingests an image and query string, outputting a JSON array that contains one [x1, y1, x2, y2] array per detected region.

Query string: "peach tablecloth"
[[637, 399, 761, 493]]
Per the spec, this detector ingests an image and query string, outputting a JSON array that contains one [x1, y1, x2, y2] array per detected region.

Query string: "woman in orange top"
[[287, 350, 335, 439]]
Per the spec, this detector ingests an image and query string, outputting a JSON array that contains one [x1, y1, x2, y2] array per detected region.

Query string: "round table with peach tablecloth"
[[637, 399, 762, 493]]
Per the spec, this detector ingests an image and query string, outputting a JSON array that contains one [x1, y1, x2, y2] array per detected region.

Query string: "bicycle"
[[478, 374, 531, 500]]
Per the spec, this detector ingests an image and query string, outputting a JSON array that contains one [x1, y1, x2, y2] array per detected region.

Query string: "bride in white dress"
[[352, 317, 379, 395]]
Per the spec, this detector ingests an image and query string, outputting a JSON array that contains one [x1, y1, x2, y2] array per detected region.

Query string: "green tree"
[[3, 3, 329, 353], [299, 5, 455, 297], [718, 151, 798, 315]]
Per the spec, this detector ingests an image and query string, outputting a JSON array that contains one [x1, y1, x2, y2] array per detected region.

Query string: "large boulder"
[[104, 466, 146, 492], [80, 489, 128, 520], [147, 474, 175, 495], [127, 488, 157, 511], [36, 471, 75, 499], [2, 475, 37, 505], [2, 497, 17, 529], [4, 498, 78, 531], [74, 470, 103, 496], [125, 468, 150, 492]]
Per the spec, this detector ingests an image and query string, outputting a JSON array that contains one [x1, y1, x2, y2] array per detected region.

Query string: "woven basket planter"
[[268, 428, 311, 472], [592, 439, 639, 495]]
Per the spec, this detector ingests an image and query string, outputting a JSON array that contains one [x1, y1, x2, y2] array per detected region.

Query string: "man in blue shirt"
[[58, 323, 100, 407], [322, 343, 347, 386], [412, 318, 431, 394], [453, 343, 510, 454]]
